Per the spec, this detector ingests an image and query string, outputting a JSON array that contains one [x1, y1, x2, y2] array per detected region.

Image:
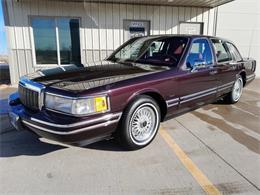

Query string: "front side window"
[[211, 39, 232, 63], [31, 17, 81, 65], [186, 39, 213, 69], [109, 37, 188, 66]]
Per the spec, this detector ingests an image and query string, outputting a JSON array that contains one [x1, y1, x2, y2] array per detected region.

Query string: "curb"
[[0, 114, 14, 134]]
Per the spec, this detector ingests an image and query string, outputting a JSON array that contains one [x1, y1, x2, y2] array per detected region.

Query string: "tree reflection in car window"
[[109, 37, 188, 67]]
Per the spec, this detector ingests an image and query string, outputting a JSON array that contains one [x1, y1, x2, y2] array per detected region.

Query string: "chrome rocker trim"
[[180, 90, 217, 104], [181, 87, 217, 100], [166, 98, 179, 107], [166, 81, 234, 108]]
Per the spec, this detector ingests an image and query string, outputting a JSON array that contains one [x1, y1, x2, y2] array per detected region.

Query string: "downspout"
[[2, 0, 9, 26], [1, 0, 14, 84], [213, 6, 218, 36]]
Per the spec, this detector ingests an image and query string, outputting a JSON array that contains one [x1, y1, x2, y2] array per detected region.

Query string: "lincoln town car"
[[9, 35, 256, 150]]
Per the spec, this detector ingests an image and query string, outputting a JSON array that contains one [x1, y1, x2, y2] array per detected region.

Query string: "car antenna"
[[247, 28, 255, 59]]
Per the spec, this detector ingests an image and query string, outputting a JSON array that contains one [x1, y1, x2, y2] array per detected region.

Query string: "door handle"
[[209, 70, 218, 75]]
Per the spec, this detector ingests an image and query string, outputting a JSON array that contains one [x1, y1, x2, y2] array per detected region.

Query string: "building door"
[[123, 20, 150, 42]]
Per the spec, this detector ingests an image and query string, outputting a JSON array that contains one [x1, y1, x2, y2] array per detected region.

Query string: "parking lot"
[[0, 80, 259, 195]]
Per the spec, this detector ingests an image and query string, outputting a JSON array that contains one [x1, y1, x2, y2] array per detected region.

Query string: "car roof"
[[141, 34, 233, 43]]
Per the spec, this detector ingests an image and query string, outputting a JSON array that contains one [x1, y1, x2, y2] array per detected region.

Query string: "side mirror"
[[186, 60, 206, 72], [193, 60, 207, 72], [194, 59, 206, 67]]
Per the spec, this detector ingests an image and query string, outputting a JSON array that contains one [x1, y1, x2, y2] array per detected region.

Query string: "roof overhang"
[[57, 0, 235, 8]]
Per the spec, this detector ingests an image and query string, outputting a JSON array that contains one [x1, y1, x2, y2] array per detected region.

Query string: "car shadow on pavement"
[[86, 139, 127, 152], [0, 130, 66, 157], [0, 129, 126, 157], [212, 99, 231, 105]]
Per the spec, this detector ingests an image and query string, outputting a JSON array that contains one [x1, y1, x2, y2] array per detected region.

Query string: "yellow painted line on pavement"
[[160, 127, 221, 195]]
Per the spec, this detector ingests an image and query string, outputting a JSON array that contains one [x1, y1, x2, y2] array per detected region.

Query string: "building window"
[[179, 22, 203, 35], [31, 17, 81, 65]]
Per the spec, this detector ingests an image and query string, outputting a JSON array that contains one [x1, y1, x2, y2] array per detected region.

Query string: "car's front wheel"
[[224, 75, 243, 104], [117, 95, 161, 150]]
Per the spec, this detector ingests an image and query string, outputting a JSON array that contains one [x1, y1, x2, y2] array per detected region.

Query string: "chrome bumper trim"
[[246, 74, 255, 81], [23, 119, 119, 135], [30, 112, 122, 128]]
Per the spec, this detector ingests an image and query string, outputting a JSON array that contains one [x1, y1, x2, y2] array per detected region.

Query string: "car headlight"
[[45, 94, 109, 115]]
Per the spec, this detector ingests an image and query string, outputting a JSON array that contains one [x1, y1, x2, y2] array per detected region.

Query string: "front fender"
[[126, 88, 165, 105]]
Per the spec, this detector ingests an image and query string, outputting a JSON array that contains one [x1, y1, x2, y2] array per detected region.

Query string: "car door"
[[176, 38, 218, 113], [210, 39, 240, 98]]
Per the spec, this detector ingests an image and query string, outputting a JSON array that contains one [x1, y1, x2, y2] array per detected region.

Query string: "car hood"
[[25, 61, 170, 92]]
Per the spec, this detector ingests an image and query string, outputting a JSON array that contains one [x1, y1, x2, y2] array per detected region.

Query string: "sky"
[[0, 2, 7, 55]]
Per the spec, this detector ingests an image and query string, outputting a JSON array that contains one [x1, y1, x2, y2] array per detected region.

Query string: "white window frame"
[[29, 16, 81, 68], [179, 22, 204, 35]]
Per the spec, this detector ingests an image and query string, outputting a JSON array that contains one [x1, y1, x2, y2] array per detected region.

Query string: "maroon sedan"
[[9, 35, 256, 150]]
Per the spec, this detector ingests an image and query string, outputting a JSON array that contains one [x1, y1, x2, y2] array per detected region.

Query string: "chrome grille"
[[18, 84, 40, 110]]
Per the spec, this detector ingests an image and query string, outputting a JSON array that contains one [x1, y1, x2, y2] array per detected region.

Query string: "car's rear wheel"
[[117, 95, 160, 150], [224, 75, 243, 104]]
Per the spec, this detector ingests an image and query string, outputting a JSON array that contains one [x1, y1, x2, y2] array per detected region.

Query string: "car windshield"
[[108, 36, 188, 66]]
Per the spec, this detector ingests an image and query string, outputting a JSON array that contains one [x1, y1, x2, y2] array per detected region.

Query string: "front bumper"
[[9, 94, 122, 146]]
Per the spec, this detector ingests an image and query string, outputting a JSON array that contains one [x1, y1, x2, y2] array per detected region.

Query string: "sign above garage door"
[[123, 20, 150, 41]]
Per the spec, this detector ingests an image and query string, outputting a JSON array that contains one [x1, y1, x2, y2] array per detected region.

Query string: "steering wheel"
[[162, 54, 178, 64]]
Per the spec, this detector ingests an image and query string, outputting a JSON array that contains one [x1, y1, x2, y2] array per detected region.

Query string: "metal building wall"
[[3, 0, 216, 84]]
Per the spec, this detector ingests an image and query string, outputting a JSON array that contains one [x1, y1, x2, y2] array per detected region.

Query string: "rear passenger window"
[[226, 42, 243, 62], [211, 39, 232, 63]]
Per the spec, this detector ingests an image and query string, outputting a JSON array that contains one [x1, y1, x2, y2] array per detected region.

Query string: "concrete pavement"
[[0, 80, 259, 194]]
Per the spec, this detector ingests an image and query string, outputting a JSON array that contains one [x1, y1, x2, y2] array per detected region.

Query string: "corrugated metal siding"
[[4, 0, 216, 83]]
